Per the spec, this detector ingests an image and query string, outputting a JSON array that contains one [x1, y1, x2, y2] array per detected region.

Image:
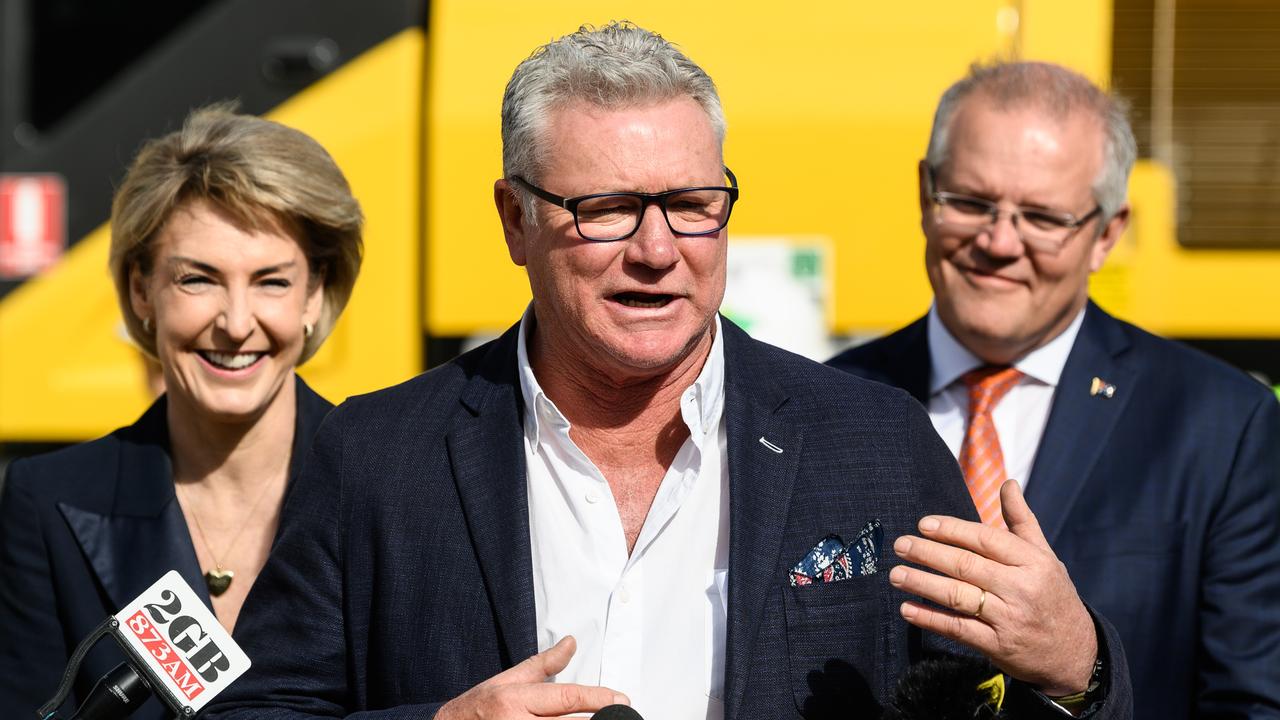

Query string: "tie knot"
[[962, 365, 1023, 414]]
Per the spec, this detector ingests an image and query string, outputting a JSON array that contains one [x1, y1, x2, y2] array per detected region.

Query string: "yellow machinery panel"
[[4, 0, 1277, 442], [424, 0, 1131, 338]]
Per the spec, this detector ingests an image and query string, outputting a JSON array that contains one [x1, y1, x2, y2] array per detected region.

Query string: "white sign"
[[113, 571, 251, 713]]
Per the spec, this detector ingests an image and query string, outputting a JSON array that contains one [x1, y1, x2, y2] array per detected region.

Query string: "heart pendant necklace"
[[177, 476, 281, 598]]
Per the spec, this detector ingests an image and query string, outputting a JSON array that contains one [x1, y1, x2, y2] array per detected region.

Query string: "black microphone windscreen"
[[67, 662, 151, 720], [592, 704, 644, 720]]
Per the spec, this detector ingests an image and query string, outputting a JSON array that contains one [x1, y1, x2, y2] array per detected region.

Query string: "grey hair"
[[500, 21, 726, 224], [925, 61, 1137, 221]]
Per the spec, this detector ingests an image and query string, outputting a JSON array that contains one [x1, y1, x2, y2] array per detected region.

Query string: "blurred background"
[[1, 0, 1277, 466]]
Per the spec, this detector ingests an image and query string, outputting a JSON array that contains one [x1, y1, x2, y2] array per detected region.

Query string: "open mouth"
[[197, 350, 266, 371], [612, 292, 675, 309]]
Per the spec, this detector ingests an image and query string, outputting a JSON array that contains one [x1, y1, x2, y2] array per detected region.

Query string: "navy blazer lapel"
[[446, 325, 539, 667], [1025, 303, 1137, 544], [57, 399, 210, 613], [720, 322, 803, 720], [840, 315, 931, 405]]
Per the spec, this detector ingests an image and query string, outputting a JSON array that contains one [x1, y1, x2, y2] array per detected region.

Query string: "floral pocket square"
[[788, 519, 883, 586]]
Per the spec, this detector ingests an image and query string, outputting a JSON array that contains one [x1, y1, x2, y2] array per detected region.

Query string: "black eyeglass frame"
[[510, 167, 740, 242], [925, 166, 1103, 250]]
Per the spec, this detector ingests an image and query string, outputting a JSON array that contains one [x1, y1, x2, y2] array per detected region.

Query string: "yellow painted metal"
[[1098, 160, 1280, 338], [428, 1, 1259, 340], [1019, 0, 1114, 85], [6, 1, 1280, 442], [0, 29, 425, 441]]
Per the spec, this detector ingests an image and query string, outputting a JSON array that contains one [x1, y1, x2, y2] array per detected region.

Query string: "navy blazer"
[[828, 302, 1280, 719], [206, 321, 1131, 719], [0, 375, 332, 720]]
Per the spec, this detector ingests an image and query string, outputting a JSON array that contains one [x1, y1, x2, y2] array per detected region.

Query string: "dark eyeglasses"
[[510, 167, 739, 242]]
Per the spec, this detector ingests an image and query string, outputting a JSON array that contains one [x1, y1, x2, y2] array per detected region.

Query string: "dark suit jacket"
[[0, 375, 331, 720], [206, 321, 1131, 719], [828, 302, 1280, 719]]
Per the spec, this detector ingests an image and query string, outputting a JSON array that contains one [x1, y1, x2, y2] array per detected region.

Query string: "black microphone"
[[882, 654, 1008, 720], [37, 571, 251, 720], [591, 705, 644, 720], [66, 663, 152, 720]]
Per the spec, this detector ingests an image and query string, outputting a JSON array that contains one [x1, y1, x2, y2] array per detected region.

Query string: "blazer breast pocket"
[[782, 571, 892, 716]]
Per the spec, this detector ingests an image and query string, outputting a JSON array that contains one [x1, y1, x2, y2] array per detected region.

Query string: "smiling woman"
[[0, 106, 363, 719]]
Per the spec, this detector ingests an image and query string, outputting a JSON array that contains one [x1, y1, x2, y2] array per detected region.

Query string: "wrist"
[[1043, 656, 1104, 715]]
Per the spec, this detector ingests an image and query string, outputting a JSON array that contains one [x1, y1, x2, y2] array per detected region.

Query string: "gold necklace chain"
[[176, 473, 283, 596]]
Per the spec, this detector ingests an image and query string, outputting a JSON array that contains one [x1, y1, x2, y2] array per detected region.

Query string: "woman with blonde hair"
[[0, 105, 363, 719]]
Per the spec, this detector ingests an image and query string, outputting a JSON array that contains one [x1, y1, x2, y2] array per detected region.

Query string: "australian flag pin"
[[1090, 377, 1116, 399]]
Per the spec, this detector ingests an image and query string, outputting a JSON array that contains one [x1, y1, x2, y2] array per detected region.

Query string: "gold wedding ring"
[[974, 589, 987, 619]]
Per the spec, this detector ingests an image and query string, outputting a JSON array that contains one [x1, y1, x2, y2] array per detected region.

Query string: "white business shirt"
[[519, 310, 730, 720], [926, 305, 1085, 490]]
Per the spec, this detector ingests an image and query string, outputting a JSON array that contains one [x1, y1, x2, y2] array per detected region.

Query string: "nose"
[[215, 288, 256, 342], [975, 208, 1026, 258], [623, 202, 680, 271]]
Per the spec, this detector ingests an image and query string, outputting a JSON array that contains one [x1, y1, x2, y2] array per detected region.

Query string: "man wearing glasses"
[[208, 32, 1133, 720], [830, 61, 1280, 719]]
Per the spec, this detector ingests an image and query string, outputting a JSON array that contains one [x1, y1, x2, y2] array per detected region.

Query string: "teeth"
[[616, 295, 669, 308], [203, 351, 262, 369]]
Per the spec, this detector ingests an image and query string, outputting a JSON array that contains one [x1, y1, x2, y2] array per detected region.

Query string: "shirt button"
[[585, 490, 601, 504]]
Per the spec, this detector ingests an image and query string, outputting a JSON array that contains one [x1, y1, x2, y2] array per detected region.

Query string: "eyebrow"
[[168, 256, 299, 278]]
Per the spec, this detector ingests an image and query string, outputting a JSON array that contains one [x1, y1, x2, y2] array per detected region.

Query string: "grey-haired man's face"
[[499, 96, 728, 381]]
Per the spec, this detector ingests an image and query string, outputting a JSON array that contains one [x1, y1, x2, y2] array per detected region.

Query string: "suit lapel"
[[1024, 304, 1136, 544], [886, 316, 932, 405], [57, 399, 211, 612], [446, 325, 539, 667], [720, 323, 803, 720]]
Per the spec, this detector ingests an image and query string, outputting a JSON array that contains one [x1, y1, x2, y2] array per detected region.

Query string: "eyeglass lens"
[[934, 196, 1083, 250], [577, 189, 733, 241]]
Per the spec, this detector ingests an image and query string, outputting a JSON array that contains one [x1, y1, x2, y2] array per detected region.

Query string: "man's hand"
[[435, 636, 629, 719], [888, 480, 1097, 696]]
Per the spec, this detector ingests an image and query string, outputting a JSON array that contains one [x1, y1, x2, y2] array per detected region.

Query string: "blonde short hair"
[[108, 104, 363, 362]]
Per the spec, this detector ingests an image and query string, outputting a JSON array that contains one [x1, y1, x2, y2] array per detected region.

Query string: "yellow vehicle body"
[[1, 0, 1276, 441]]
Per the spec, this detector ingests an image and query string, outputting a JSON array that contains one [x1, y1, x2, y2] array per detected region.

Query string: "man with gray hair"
[[830, 61, 1280, 719], [209, 32, 1132, 720]]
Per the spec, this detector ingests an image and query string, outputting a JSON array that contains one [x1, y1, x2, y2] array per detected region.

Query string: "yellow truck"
[[1, 0, 1277, 444]]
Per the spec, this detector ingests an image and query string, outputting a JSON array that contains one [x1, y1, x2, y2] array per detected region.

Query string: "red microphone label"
[[114, 571, 251, 713], [124, 610, 206, 700]]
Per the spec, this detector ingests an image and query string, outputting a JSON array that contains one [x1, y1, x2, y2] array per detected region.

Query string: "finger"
[[520, 682, 630, 716], [888, 564, 998, 621], [999, 480, 1051, 552], [915, 513, 1029, 567], [893, 534, 1003, 591], [899, 599, 999, 656], [485, 636, 578, 686]]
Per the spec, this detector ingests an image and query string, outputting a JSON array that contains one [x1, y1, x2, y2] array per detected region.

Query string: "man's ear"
[[917, 159, 932, 217], [494, 179, 529, 267], [129, 265, 153, 325], [1089, 204, 1130, 273]]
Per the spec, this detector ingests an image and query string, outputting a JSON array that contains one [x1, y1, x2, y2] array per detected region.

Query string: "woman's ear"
[[129, 265, 153, 326]]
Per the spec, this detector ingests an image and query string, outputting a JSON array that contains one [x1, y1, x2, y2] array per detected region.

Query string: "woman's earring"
[[142, 317, 153, 334], [304, 322, 314, 339]]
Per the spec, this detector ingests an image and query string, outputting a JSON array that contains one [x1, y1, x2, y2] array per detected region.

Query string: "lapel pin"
[[1090, 377, 1116, 399], [758, 437, 784, 454]]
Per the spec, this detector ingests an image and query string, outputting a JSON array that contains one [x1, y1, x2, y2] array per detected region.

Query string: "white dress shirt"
[[926, 305, 1086, 490], [519, 311, 729, 720]]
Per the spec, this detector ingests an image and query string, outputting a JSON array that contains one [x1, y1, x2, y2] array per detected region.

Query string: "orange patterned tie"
[[959, 366, 1024, 527]]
